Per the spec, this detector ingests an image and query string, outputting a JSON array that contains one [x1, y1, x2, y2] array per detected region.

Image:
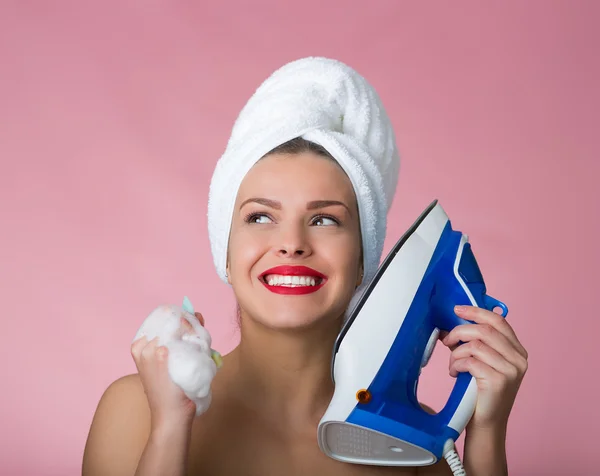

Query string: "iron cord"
[[443, 439, 467, 476]]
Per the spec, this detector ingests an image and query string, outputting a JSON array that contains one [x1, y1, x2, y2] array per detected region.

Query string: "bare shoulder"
[[82, 373, 151, 476]]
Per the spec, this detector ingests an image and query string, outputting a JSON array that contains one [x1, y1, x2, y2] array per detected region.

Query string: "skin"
[[82, 152, 528, 476], [221, 151, 364, 432]]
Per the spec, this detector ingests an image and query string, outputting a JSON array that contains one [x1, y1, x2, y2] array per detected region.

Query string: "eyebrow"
[[239, 198, 351, 214]]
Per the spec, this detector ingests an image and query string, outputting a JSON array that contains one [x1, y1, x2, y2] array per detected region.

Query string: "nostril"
[[278, 248, 306, 256]]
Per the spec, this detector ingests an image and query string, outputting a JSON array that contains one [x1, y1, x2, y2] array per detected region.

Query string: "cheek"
[[319, 233, 362, 272], [228, 227, 267, 270]]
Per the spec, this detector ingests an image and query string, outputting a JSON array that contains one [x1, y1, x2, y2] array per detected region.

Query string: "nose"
[[274, 222, 312, 258]]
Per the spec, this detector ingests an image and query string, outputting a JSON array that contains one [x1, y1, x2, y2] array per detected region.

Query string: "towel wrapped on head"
[[208, 56, 401, 318]]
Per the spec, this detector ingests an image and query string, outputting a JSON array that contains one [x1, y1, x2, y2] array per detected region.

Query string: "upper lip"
[[259, 265, 327, 280]]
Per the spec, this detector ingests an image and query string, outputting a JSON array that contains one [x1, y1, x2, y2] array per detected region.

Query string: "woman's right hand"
[[130, 311, 206, 433]]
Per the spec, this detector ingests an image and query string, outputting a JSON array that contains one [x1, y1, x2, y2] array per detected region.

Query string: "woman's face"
[[226, 152, 363, 330]]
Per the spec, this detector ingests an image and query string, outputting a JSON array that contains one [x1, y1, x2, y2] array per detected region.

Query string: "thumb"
[[194, 312, 205, 326]]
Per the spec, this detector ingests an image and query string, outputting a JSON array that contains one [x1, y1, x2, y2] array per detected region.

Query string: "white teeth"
[[264, 274, 321, 287]]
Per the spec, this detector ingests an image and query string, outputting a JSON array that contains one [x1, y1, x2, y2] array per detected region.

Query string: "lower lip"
[[260, 279, 326, 295]]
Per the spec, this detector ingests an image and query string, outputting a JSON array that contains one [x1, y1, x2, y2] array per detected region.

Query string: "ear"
[[356, 263, 364, 288]]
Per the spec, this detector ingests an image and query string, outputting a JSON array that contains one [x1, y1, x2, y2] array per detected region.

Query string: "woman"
[[82, 58, 528, 476]]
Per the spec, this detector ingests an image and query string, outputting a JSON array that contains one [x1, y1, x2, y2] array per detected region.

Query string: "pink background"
[[1, 1, 598, 475]]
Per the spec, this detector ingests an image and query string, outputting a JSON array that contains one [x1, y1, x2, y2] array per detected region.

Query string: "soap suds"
[[132, 304, 219, 415]]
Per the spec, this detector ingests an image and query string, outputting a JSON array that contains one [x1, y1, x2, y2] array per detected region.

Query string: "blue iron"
[[317, 199, 508, 472]]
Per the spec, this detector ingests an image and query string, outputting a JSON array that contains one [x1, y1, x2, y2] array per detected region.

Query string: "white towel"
[[207, 56, 400, 318], [132, 297, 222, 416]]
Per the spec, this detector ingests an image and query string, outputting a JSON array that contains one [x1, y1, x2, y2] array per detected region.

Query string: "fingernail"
[[454, 305, 466, 313]]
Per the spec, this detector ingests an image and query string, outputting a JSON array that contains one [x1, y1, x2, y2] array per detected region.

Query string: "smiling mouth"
[[258, 265, 327, 294], [260, 274, 324, 287]]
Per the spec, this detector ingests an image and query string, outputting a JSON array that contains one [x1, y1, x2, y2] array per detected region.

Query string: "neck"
[[222, 313, 343, 433]]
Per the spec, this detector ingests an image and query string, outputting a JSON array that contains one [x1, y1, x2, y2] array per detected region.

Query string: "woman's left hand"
[[439, 305, 528, 431]]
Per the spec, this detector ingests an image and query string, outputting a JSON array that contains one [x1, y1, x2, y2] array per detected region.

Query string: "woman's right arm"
[[83, 332, 199, 476], [133, 418, 193, 476]]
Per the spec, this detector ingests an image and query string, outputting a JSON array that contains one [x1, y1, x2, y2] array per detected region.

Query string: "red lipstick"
[[259, 265, 327, 295]]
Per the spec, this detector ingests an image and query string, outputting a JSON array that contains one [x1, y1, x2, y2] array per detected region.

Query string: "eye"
[[312, 215, 339, 226], [245, 213, 273, 224]]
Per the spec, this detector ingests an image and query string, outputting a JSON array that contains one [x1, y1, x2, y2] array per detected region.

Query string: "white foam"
[[132, 304, 218, 415]]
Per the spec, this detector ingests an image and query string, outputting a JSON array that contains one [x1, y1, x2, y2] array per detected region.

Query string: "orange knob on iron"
[[356, 389, 372, 404]]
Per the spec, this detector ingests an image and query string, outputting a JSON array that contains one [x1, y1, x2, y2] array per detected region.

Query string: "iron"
[[317, 199, 508, 468]]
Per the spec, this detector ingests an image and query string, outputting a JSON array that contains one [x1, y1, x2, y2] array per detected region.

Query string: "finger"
[[451, 357, 513, 393], [155, 344, 169, 363], [450, 356, 497, 382], [194, 312, 205, 326], [443, 324, 528, 374], [449, 339, 519, 381], [180, 317, 194, 333], [141, 337, 170, 366], [131, 335, 148, 361], [454, 306, 528, 359], [141, 336, 160, 361], [438, 330, 459, 351]]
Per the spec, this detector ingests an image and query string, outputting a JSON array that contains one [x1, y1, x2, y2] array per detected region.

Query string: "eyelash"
[[243, 212, 340, 226]]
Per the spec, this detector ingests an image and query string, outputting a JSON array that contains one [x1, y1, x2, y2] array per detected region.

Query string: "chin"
[[234, 280, 354, 330], [252, 305, 326, 329], [243, 299, 348, 332]]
